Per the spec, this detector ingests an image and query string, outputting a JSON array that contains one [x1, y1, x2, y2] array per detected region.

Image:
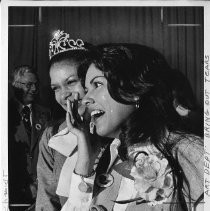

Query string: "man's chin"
[[24, 95, 36, 104]]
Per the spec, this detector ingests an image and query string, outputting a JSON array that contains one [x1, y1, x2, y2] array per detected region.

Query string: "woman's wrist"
[[74, 160, 95, 176], [75, 141, 100, 176], [73, 168, 95, 178]]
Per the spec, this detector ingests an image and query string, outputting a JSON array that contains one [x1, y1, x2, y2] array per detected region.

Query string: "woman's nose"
[[82, 95, 95, 107], [61, 89, 72, 101]]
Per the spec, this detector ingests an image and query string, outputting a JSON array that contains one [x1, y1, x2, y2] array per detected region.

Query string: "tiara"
[[49, 30, 86, 59]]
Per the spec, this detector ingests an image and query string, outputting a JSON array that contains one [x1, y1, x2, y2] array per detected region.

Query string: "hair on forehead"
[[50, 59, 79, 68]]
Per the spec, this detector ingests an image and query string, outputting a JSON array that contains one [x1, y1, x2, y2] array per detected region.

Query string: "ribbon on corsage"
[[128, 144, 174, 206]]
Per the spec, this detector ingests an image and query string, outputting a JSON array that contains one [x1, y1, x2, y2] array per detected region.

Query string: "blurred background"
[[8, 6, 204, 118]]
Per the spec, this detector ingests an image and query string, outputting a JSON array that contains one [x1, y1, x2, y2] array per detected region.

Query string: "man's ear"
[[175, 105, 190, 117]]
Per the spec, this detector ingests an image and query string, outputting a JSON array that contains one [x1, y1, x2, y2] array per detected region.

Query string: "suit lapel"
[[30, 104, 46, 151], [92, 170, 123, 210], [9, 98, 30, 146], [15, 120, 31, 146]]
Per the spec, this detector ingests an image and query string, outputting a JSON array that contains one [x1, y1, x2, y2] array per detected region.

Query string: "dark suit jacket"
[[8, 98, 51, 204]]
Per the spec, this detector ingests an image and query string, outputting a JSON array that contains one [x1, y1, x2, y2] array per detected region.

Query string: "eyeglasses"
[[17, 82, 38, 89]]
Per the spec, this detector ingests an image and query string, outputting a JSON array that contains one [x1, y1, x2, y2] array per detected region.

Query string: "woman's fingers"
[[66, 98, 75, 131], [66, 108, 82, 136], [67, 98, 74, 122], [73, 101, 83, 126], [72, 93, 83, 125], [66, 108, 74, 131], [66, 95, 85, 135]]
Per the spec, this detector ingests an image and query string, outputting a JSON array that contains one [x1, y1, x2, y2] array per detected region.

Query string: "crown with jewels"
[[49, 30, 86, 60]]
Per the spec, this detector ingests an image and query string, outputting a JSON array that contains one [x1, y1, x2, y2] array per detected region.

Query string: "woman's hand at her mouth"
[[66, 93, 97, 176]]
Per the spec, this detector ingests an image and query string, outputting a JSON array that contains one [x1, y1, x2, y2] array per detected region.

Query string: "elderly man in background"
[[8, 65, 51, 210]]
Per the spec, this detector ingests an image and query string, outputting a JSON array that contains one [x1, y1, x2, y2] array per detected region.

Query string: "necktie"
[[22, 106, 31, 136]]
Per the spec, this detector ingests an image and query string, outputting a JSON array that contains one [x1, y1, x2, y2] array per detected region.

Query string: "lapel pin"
[[35, 123, 42, 130], [96, 173, 114, 188]]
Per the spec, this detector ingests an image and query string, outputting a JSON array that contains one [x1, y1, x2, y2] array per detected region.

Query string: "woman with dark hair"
[[61, 43, 203, 211], [35, 31, 106, 211]]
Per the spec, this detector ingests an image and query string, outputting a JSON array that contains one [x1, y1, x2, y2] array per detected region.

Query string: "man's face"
[[14, 72, 38, 105]]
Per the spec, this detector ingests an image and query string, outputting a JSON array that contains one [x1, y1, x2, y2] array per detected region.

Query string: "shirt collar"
[[14, 98, 31, 113], [22, 104, 32, 111], [48, 126, 77, 157]]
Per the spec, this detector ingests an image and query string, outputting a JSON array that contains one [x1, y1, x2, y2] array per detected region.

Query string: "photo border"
[[1, 1, 209, 211]]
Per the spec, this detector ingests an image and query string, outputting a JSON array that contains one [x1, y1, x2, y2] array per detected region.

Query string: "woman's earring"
[[135, 99, 140, 109]]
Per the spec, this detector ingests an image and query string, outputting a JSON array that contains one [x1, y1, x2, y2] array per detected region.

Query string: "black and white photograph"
[[1, 1, 210, 211]]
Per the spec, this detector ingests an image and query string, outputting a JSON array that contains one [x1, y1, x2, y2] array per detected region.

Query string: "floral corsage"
[[128, 144, 174, 206]]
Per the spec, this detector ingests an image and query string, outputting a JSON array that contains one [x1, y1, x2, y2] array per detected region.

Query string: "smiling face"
[[14, 72, 38, 105], [50, 60, 85, 112], [83, 63, 135, 139]]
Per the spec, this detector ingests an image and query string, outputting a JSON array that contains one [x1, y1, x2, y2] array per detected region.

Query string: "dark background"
[[8, 6, 204, 111]]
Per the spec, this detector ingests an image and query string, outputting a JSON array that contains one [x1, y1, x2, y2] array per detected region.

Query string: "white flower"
[[128, 144, 174, 206]]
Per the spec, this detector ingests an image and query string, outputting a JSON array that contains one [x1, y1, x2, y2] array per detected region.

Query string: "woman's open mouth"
[[91, 109, 105, 123]]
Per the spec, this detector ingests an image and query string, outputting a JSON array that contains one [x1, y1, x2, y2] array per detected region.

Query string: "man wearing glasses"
[[8, 65, 51, 210]]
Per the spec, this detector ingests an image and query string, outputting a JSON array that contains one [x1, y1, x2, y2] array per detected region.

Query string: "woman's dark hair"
[[167, 69, 203, 137], [90, 43, 197, 210], [168, 69, 197, 111]]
